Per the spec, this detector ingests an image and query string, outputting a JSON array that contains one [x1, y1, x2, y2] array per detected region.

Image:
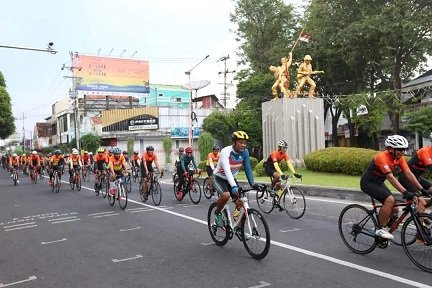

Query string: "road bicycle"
[[123, 173, 132, 193], [94, 170, 108, 197], [107, 173, 128, 210], [173, 170, 202, 204], [51, 169, 61, 194], [81, 165, 90, 182], [207, 185, 271, 260], [131, 166, 140, 183], [256, 175, 306, 219], [203, 176, 216, 199], [140, 170, 164, 206], [69, 167, 82, 191], [30, 166, 39, 184], [39, 166, 45, 180], [11, 168, 19, 186], [338, 197, 432, 273]]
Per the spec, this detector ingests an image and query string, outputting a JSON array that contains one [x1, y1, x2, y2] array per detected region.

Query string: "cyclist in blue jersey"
[[212, 131, 258, 227]]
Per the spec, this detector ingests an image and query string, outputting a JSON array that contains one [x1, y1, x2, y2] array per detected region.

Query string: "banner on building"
[[102, 107, 159, 132], [73, 55, 149, 96], [171, 127, 200, 139]]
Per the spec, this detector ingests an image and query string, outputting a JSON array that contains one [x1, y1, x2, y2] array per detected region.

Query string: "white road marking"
[[41, 238, 67, 245], [48, 216, 77, 222], [112, 254, 143, 263], [127, 207, 151, 211], [129, 209, 153, 213], [280, 228, 300, 233], [120, 226, 141, 232], [0, 275, 37, 287], [4, 225, 37, 232], [93, 213, 119, 218], [181, 204, 202, 208], [307, 212, 339, 219], [88, 211, 116, 216], [51, 218, 80, 224], [200, 242, 215, 246], [4, 222, 36, 229]]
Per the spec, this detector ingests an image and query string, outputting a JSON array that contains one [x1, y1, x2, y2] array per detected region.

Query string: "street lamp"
[[0, 42, 58, 54], [184, 55, 209, 146]]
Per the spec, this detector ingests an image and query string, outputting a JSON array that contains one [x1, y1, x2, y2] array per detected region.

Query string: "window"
[[158, 93, 164, 97]]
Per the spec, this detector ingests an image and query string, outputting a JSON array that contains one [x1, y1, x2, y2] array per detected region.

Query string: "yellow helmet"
[[304, 55, 312, 61], [231, 131, 249, 141]]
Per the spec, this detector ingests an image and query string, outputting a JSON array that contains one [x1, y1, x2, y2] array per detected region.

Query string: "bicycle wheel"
[[151, 182, 162, 206], [207, 202, 230, 246], [189, 179, 202, 204], [173, 178, 182, 201], [118, 183, 128, 210], [69, 176, 75, 190], [101, 181, 108, 198], [34, 172, 38, 184], [338, 204, 377, 254], [240, 208, 271, 260], [125, 175, 132, 193], [203, 177, 213, 200], [55, 176, 60, 194], [256, 188, 275, 214], [76, 176, 81, 191], [282, 186, 306, 219], [108, 189, 115, 206], [401, 213, 432, 273]]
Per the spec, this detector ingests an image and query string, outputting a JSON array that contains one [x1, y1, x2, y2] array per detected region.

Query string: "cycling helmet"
[[384, 135, 409, 149], [231, 130, 249, 141], [277, 139, 288, 148], [88, 152, 93, 155], [122, 150, 128, 154], [32, 150, 37, 155], [212, 144, 220, 151], [84, 151, 88, 154], [179, 147, 185, 153], [185, 147, 193, 153], [72, 150, 79, 155], [112, 148, 122, 154], [54, 150, 61, 155], [146, 146, 154, 151], [12, 153, 17, 157], [22, 153, 26, 157], [134, 151, 139, 155], [97, 147, 105, 153]]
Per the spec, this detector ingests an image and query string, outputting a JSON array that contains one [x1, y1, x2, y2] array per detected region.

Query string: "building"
[[33, 123, 51, 150]]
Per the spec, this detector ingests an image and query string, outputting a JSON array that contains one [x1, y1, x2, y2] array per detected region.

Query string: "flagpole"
[[289, 26, 307, 54]]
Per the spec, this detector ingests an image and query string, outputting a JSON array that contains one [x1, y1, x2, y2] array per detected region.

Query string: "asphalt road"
[[0, 169, 431, 288]]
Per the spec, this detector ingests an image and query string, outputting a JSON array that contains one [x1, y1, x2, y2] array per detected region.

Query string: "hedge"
[[304, 147, 378, 176]]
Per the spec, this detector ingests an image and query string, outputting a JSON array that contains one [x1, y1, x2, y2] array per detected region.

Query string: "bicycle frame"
[[222, 190, 254, 237]]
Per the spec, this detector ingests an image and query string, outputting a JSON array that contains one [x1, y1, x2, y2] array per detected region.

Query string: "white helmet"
[[12, 153, 17, 157], [385, 135, 408, 149], [72, 149, 79, 155], [277, 139, 288, 148], [32, 151, 37, 155]]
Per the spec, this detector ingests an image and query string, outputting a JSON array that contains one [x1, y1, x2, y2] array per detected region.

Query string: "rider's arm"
[[219, 148, 237, 188], [180, 155, 187, 172], [242, 149, 254, 187], [208, 154, 215, 170], [386, 173, 409, 193], [154, 156, 160, 171], [286, 155, 296, 174]]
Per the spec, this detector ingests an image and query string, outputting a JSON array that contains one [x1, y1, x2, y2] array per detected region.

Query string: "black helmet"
[[146, 146, 154, 151], [179, 147, 184, 153], [212, 144, 220, 151]]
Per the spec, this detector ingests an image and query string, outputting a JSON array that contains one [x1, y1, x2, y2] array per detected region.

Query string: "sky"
[[0, 0, 303, 136]]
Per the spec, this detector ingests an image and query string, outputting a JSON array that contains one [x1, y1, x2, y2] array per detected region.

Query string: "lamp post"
[[0, 42, 58, 54], [185, 55, 209, 146]]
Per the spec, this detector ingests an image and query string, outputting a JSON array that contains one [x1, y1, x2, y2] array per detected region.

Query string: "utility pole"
[[21, 112, 26, 152], [61, 51, 82, 150], [217, 55, 235, 111]]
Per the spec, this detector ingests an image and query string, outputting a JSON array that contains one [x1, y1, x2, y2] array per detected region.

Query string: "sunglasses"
[[395, 148, 406, 152]]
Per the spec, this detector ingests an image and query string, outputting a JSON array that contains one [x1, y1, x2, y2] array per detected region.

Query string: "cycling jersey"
[[94, 154, 109, 170], [50, 155, 64, 166], [142, 152, 157, 164], [9, 156, 20, 166], [82, 155, 90, 165], [69, 155, 81, 167], [213, 145, 254, 188], [362, 151, 410, 182], [30, 155, 41, 166], [407, 147, 432, 176], [206, 152, 220, 170], [109, 155, 126, 172]]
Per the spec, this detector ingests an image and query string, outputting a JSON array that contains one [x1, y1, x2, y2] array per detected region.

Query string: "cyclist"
[[176, 146, 199, 199], [212, 131, 258, 227], [49, 150, 64, 184], [29, 151, 41, 179], [174, 147, 185, 169], [20, 153, 28, 175], [398, 142, 432, 206], [108, 148, 129, 196], [131, 151, 140, 177], [9, 153, 20, 183], [82, 151, 90, 174], [68, 148, 82, 182], [140, 146, 161, 200], [94, 147, 109, 192], [205, 145, 220, 190], [265, 140, 302, 197], [360, 135, 428, 240]]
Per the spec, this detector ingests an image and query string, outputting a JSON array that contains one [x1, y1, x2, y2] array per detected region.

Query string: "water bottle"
[[233, 207, 241, 223]]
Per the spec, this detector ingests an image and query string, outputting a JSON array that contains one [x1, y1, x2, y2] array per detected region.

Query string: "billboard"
[[171, 127, 200, 139], [73, 55, 149, 96]]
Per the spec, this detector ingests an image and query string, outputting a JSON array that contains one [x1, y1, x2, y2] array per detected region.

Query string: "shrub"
[[249, 157, 259, 169], [304, 147, 378, 176], [198, 160, 207, 171]]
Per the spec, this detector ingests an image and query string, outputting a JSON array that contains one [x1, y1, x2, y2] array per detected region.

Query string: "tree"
[[198, 132, 214, 161], [202, 111, 235, 146], [127, 137, 134, 156], [0, 86, 16, 140], [0, 71, 6, 88], [404, 107, 432, 142], [80, 133, 101, 153], [162, 135, 172, 163]]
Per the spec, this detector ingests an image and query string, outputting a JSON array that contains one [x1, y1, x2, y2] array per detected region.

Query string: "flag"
[[298, 32, 311, 43]]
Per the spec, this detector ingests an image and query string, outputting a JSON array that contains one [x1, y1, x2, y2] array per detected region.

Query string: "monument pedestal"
[[262, 98, 325, 164]]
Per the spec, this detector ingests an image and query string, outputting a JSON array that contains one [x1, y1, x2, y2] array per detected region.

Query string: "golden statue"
[[269, 52, 292, 99], [294, 55, 324, 98]]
